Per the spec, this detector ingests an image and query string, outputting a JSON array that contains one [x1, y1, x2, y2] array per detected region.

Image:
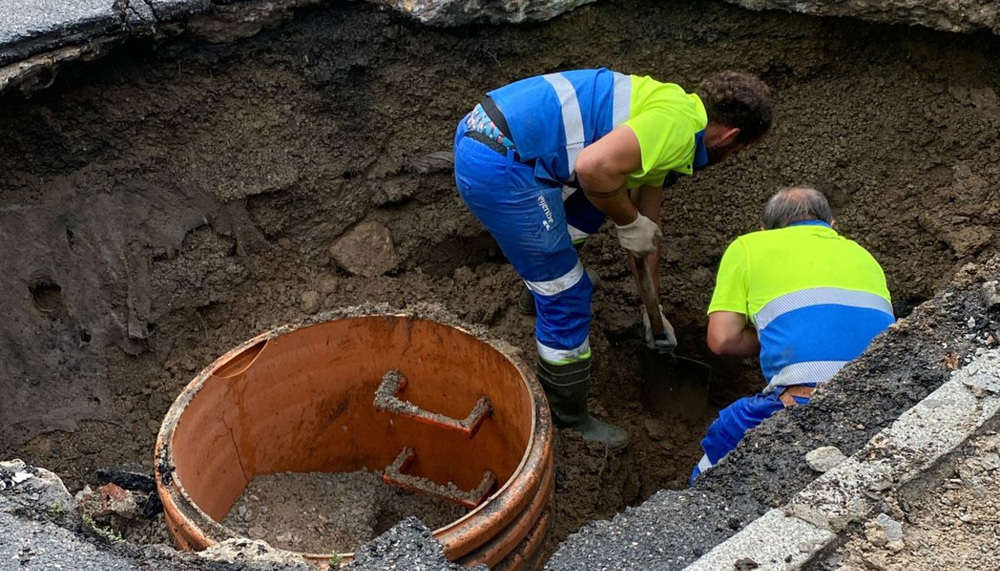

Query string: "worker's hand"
[[615, 213, 662, 257], [642, 305, 678, 354]]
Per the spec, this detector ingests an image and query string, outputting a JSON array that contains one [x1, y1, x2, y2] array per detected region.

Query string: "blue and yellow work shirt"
[[488, 68, 708, 187], [708, 221, 895, 393]]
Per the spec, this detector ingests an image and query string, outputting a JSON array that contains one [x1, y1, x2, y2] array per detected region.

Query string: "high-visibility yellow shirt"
[[624, 76, 708, 188], [709, 221, 894, 391]]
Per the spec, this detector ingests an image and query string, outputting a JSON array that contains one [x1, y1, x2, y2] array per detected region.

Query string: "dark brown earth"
[[1, 0, 1000, 565]]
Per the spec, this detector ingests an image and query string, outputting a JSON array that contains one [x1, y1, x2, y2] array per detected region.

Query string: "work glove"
[[615, 214, 662, 257], [642, 305, 678, 355]]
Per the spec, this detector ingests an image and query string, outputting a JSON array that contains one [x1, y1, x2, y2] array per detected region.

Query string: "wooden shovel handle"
[[633, 254, 664, 335]]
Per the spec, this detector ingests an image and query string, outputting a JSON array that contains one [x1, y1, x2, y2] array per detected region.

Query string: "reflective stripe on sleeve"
[[544, 73, 586, 180], [755, 287, 893, 332], [524, 260, 584, 296]]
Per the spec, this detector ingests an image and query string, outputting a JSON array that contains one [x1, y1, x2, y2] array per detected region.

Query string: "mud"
[[1, 0, 1000, 564], [221, 470, 467, 555]]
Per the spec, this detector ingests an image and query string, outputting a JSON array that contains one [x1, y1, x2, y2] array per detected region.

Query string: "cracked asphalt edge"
[[682, 348, 1000, 571], [0, 0, 213, 68]]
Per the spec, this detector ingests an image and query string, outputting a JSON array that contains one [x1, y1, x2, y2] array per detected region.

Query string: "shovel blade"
[[639, 350, 710, 421]]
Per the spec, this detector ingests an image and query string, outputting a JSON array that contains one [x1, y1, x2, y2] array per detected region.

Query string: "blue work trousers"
[[690, 390, 811, 485], [454, 119, 601, 363]]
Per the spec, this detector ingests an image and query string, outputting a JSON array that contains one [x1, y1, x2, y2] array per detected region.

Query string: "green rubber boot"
[[518, 286, 537, 316], [537, 357, 629, 451]]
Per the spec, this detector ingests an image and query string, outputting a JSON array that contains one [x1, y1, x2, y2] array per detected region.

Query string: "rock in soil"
[[329, 222, 399, 278]]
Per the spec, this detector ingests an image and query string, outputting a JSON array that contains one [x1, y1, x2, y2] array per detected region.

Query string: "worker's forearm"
[[626, 186, 663, 292], [577, 164, 636, 226], [583, 186, 639, 226], [574, 125, 644, 225], [716, 326, 760, 357]]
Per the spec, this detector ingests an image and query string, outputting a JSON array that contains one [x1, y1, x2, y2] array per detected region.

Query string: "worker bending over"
[[453, 68, 772, 450], [692, 187, 894, 482]]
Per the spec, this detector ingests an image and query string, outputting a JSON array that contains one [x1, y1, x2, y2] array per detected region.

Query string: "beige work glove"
[[615, 213, 662, 257], [642, 305, 678, 354]]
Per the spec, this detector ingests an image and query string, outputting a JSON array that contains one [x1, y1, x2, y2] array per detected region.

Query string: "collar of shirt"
[[693, 130, 709, 170], [786, 220, 832, 228]]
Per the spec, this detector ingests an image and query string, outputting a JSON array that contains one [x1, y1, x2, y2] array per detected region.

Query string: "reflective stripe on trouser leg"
[[453, 130, 591, 364], [564, 187, 605, 246], [568, 224, 590, 245], [697, 454, 714, 472], [534, 266, 593, 364], [689, 454, 715, 485]]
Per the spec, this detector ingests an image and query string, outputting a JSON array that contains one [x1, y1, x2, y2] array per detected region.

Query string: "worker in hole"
[[691, 187, 895, 482], [453, 69, 773, 450]]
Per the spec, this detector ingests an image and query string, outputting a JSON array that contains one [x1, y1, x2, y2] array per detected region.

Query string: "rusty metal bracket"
[[374, 369, 493, 437], [382, 447, 497, 509]]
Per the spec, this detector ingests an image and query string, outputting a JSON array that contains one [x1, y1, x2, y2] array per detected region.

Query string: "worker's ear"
[[717, 127, 740, 147], [830, 218, 837, 229], [705, 122, 741, 148]]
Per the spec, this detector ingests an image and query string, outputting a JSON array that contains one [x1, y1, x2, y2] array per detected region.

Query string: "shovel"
[[633, 255, 711, 421]]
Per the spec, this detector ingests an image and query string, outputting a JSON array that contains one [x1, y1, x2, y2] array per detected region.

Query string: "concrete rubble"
[[804, 446, 847, 473], [370, 0, 597, 25], [77, 483, 141, 520], [0, 459, 74, 522], [200, 538, 313, 567]]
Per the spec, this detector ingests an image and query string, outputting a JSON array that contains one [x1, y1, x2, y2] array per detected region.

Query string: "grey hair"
[[762, 187, 833, 230]]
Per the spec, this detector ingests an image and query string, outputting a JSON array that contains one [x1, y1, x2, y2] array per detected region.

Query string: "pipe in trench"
[[154, 311, 554, 570]]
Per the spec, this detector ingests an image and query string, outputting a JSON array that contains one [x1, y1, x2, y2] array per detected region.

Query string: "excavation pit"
[[155, 312, 554, 569], [2, 0, 1000, 568]]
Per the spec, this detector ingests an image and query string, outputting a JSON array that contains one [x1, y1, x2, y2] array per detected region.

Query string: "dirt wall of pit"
[[2, 0, 1000, 562]]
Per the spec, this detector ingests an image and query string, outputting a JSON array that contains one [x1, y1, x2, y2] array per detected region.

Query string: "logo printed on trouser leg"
[[537, 195, 555, 231]]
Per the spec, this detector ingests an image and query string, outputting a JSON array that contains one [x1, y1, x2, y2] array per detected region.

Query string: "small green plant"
[[82, 514, 123, 542], [328, 551, 344, 568], [50, 498, 66, 514]]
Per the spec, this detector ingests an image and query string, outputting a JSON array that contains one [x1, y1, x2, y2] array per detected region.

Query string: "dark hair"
[[762, 187, 833, 230], [697, 71, 773, 144]]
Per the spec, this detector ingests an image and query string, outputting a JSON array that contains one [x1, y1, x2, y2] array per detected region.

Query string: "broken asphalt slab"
[[0, 0, 211, 67]]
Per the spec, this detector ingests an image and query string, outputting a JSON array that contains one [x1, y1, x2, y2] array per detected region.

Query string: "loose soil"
[[221, 470, 467, 555], [1, 0, 1000, 565], [813, 425, 1000, 571]]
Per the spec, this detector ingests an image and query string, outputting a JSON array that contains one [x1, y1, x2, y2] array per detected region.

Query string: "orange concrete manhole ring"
[[154, 310, 554, 570]]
